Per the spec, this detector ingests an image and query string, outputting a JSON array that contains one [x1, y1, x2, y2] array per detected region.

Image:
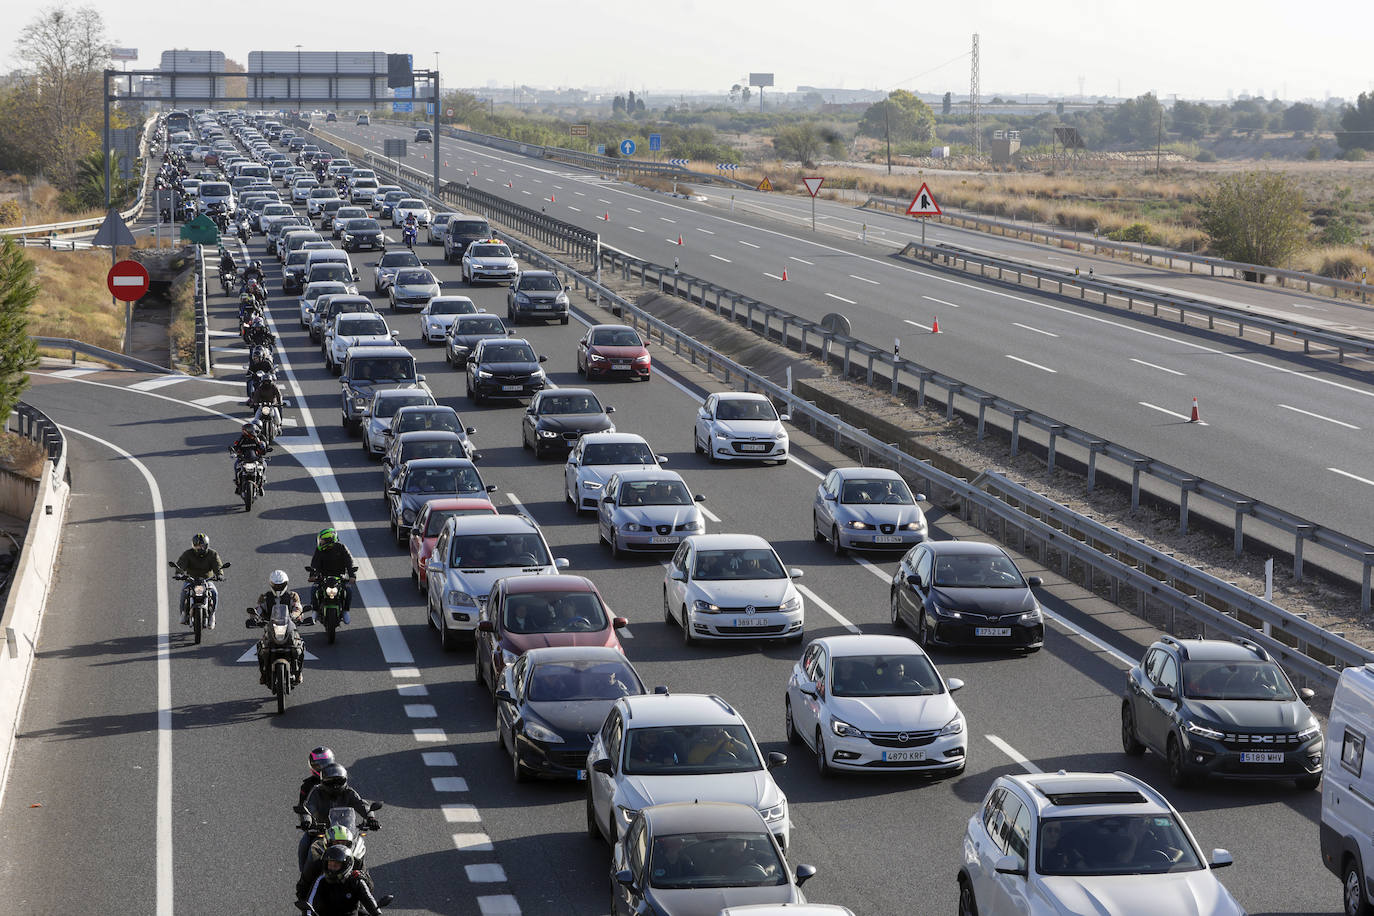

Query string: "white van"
[[1322, 664, 1374, 915]]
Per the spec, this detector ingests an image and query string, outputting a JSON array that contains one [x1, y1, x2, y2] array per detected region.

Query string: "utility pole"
[[1156, 109, 1163, 175], [885, 101, 892, 174]]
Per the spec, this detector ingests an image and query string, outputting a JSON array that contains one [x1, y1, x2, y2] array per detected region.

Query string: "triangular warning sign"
[[906, 182, 942, 217], [802, 176, 825, 198], [756, 177, 773, 192], [91, 208, 136, 248]]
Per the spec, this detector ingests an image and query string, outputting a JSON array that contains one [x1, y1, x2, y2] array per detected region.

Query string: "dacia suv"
[[1120, 635, 1322, 789], [507, 270, 570, 325]]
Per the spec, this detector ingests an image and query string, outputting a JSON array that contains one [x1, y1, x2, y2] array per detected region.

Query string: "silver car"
[[812, 467, 927, 556], [564, 432, 663, 514], [417, 296, 478, 344], [363, 389, 439, 456], [596, 469, 706, 557], [389, 268, 441, 311], [298, 281, 351, 328]]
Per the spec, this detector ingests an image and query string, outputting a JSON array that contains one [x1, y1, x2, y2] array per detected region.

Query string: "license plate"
[[975, 627, 1012, 637], [738, 443, 767, 452], [501, 385, 522, 391], [614, 362, 630, 369], [649, 536, 679, 544], [1240, 752, 1284, 763], [536, 303, 552, 310], [881, 750, 926, 762], [576, 769, 588, 781], [732, 618, 769, 627], [874, 535, 902, 543]]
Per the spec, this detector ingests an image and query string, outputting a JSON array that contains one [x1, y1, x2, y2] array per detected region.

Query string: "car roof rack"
[[709, 695, 736, 716], [1232, 637, 1270, 661], [1157, 634, 1188, 660]]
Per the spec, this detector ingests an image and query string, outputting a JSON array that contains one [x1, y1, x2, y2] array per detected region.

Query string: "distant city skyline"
[[7, 0, 1368, 103]]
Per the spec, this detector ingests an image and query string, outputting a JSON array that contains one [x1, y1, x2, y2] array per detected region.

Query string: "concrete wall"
[[0, 470, 37, 518]]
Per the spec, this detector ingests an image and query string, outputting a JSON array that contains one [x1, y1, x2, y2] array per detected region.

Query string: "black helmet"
[[191, 532, 209, 554], [308, 746, 335, 775], [320, 763, 348, 792], [322, 843, 352, 882]]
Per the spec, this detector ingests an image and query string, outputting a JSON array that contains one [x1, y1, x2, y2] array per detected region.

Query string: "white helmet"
[[269, 569, 289, 594]]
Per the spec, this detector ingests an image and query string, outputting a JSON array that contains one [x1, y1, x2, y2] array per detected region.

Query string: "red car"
[[475, 575, 627, 696], [408, 497, 499, 590], [576, 324, 650, 381]]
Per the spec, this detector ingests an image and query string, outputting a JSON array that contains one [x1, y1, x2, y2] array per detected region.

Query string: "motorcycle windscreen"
[[327, 807, 360, 834], [267, 603, 293, 644]]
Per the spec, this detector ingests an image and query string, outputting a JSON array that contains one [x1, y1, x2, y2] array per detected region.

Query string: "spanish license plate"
[[732, 618, 769, 627], [501, 385, 522, 391], [874, 535, 902, 543], [1240, 752, 1284, 764], [975, 627, 1012, 637], [536, 303, 552, 309], [576, 769, 588, 781], [738, 443, 767, 452], [614, 362, 630, 369], [881, 750, 926, 762], [649, 536, 679, 544]]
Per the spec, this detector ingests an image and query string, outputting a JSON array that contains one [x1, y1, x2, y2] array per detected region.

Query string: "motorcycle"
[[252, 401, 283, 445], [402, 224, 417, 249], [244, 323, 275, 349], [295, 894, 394, 916], [294, 802, 383, 872], [306, 565, 357, 645], [245, 602, 312, 714], [233, 447, 271, 511], [219, 265, 237, 295], [237, 219, 250, 243], [168, 560, 230, 644]]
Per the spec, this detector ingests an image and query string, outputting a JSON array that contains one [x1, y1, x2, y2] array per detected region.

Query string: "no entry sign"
[[107, 259, 149, 302]]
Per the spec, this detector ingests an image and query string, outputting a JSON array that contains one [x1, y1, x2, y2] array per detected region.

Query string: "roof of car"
[[395, 405, 458, 416], [590, 324, 636, 333], [579, 432, 649, 445], [720, 907, 855, 916], [832, 466, 904, 481], [816, 634, 925, 658], [715, 391, 770, 402], [537, 386, 596, 399], [621, 693, 743, 727], [612, 468, 683, 484], [442, 513, 541, 535], [500, 573, 599, 595], [370, 388, 429, 401], [641, 801, 769, 834], [396, 430, 463, 443], [921, 539, 1006, 557], [416, 496, 495, 513], [522, 645, 631, 665], [398, 457, 477, 470], [1157, 637, 1266, 662], [346, 345, 412, 359], [519, 269, 557, 277], [1011, 770, 1164, 816], [682, 533, 772, 551]]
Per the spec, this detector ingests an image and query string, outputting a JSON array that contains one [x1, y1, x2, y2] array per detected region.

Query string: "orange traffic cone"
[[677, 234, 684, 245], [781, 267, 788, 281], [550, 194, 556, 203], [506, 181, 512, 188], [472, 169, 477, 176], [1189, 397, 1200, 423], [931, 316, 941, 334], [603, 212, 610, 221]]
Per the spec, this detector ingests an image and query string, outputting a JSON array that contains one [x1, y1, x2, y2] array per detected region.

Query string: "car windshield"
[[397, 411, 461, 434], [451, 220, 488, 236], [538, 394, 604, 416], [338, 317, 387, 337], [310, 265, 352, 284], [931, 552, 1025, 588], [425, 506, 493, 536], [310, 188, 336, 198], [329, 300, 372, 317], [396, 269, 434, 286], [286, 252, 311, 267], [470, 245, 511, 258], [396, 198, 423, 209], [617, 480, 690, 507], [295, 180, 318, 189], [448, 533, 552, 568], [305, 283, 347, 302], [582, 443, 655, 466], [344, 219, 380, 231], [381, 253, 421, 268], [483, 344, 536, 362], [503, 591, 609, 634], [402, 440, 465, 462], [373, 393, 431, 417], [354, 358, 415, 381], [716, 398, 778, 421], [691, 548, 785, 580], [429, 299, 476, 315], [831, 654, 943, 697], [648, 831, 786, 889], [527, 659, 641, 703], [519, 275, 561, 292], [201, 183, 230, 195], [623, 725, 762, 775], [263, 205, 293, 216], [840, 477, 915, 505], [405, 466, 482, 495], [1036, 814, 1203, 877], [458, 317, 505, 335], [591, 329, 642, 347], [1182, 661, 1297, 701]]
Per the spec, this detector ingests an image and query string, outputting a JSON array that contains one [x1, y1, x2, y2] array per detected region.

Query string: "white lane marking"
[[904, 319, 932, 331], [404, 704, 438, 718], [390, 667, 422, 678], [659, 217, 676, 223], [826, 293, 857, 305], [696, 227, 715, 235], [1279, 404, 1360, 429], [48, 368, 99, 377], [763, 272, 783, 280], [504, 492, 534, 520], [1040, 608, 1135, 666], [789, 257, 814, 265], [476, 895, 521, 915], [191, 394, 242, 407], [665, 238, 679, 245], [397, 684, 428, 696], [923, 296, 960, 308], [986, 734, 1043, 773], [58, 426, 174, 916], [1130, 358, 1185, 376], [699, 504, 722, 523], [1006, 355, 1058, 373], [850, 274, 879, 285], [626, 207, 641, 213], [129, 375, 190, 391], [794, 584, 861, 634], [553, 185, 563, 190], [710, 255, 732, 263], [1138, 401, 1208, 425], [413, 729, 448, 742], [443, 803, 481, 821], [738, 240, 761, 249], [1013, 323, 1059, 338], [574, 191, 586, 196], [568, 206, 581, 212], [854, 556, 892, 583], [423, 752, 458, 766], [453, 833, 495, 852], [627, 226, 645, 233], [531, 178, 542, 183], [598, 198, 611, 204], [467, 865, 509, 883], [432, 777, 470, 791], [1330, 467, 1374, 487], [520, 190, 531, 196]]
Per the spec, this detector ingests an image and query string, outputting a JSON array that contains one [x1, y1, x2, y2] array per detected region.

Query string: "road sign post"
[[802, 177, 825, 231], [906, 182, 942, 246]]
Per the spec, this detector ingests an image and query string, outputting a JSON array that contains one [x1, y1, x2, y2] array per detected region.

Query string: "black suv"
[[464, 338, 547, 405], [415, 128, 433, 142], [1121, 635, 1322, 789], [443, 216, 492, 264], [520, 387, 615, 458]]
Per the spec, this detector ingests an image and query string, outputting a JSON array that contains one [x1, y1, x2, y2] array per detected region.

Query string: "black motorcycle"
[[169, 561, 230, 644], [232, 447, 272, 511], [245, 603, 312, 714]]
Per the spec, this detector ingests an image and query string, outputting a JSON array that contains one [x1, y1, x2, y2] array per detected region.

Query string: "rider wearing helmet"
[[254, 569, 305, 688], [297, 843, 387, 916], [299, 746, 337, 806], [241, 259, 265, 287], [309, 528, 356, 625], [229, 422, 268, 494], [299, 763, 378, 872], [172, 533, 227, 626]]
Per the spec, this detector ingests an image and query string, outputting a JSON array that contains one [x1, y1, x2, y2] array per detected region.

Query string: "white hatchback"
[[663, 534, 804, 644], [693, 392, 790, 464]]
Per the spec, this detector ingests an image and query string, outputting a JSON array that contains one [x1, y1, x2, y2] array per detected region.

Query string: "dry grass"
[[0, 431, 47, 480], [0, 174, 102, 227], [168, 263, 197, 367], [24, 247, 128, 352]]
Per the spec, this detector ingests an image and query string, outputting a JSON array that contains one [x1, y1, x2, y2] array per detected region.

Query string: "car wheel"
[[521, 429, 531, 451], [1346, 857, 1372, 916], [812, 511, 825, 544], [510, 743, 531, 783], [915, 610, 929, 647], [1166, 735, 1193, 788], [815, 730, 832, 778], [1121, 704, 1146, 756], [560, 316, 569, 325], [438, 610, 458, 652], [680, 606, 694, 646], [362, 436, 372, 456], [958, 876, 979, 916], [831, 525, 846, 557], [693, 430, 704, 456], [890, 589, 904, 627], [445, 350, 455, 368], [609, 532, 623, 561], [784, 698, 801, 746], [586, 790, 602, 841], [663, 588, 673, 623]]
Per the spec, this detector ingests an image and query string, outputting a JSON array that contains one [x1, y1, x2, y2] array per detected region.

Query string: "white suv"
[[585, 693, 791, 850], [959, 770, 1243, 916]]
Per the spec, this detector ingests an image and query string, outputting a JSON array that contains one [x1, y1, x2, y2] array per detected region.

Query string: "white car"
[[663, 534, 804, 645], [417, 296, 477, 344], [785, 634, 965, 777], [586, 693, 792, 849], [563, 432, 661, 514], [428, 212, 458, 245], [325, 312, 397, 374], [291, 178, 319, 202], [306, 188, 342, 217], [298, 281, 351, 328], [693, 392, 790, 464], [350, 179, 379, 205], [461, 239, 518, 285], [597, 469, 706, 557], [960, 770, 1243, 916], [391, 198, 431, 227]]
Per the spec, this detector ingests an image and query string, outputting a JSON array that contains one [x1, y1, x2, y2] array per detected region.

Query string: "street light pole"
[[885, 102, 892, 174]]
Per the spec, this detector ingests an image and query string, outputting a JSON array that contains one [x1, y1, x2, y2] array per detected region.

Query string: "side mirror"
[[766, 752, 787, 769], [606, 406, 616, 414], [494, 689, 516, 704], [299, 615, 316, 627], [167, 560, 178, 568], [643, 340, 650, 348], [795, 864, 817, 887], [668, 569, 686, 581], [369, 801, 384, 812], [823, 492, 837, 501], [915, 492, 927, 502], [477, 620, 494, 633], [292, 804, 308, 815], [538, 355, 548, 363], [612, 616, 628, 629], [591, 758, 614, 776], [416, 374, 426, 382], [222, 562, 232, 569], [386, 487, 400, 495], [613, 869, 636, 889], [602, 495, 615, 504], [656, 455, 669, 465], [1299, 687, 1315, 702], [789, 568, 805, 579], [426, 558, 442, 572], [555, 558, 570, 570], [994, 854, 1026, 877], [465, 426, 477, 435], [485, 484, 497, 493], [1151, 685, 1177, 701], [693, 493, 705, 502], [244, 618, 259, 629], [946, 677, 965, 692], [653, 685, 669, 695], [1209, 849, 1234, 869], [907, 574, 924, 589], [376, 894, 394, 908], [779, 414, 791, 422], [383, 429, 394, 437], [1027, 575, 1044, 587]]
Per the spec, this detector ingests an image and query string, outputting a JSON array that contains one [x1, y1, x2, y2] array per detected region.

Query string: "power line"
[[883, 51, 971, 94]]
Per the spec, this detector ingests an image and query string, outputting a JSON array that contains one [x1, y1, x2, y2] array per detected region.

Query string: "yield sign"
[[907, 183, 942, 217], [107, 259, 149, 301], [756, 177, 773, 192], [802, 176, 825, 198], [91, 208, 136, 247]]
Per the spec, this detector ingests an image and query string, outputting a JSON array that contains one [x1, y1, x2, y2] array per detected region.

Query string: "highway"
[[0, 201, 1334, 914], [325, 121, 1374, 554]]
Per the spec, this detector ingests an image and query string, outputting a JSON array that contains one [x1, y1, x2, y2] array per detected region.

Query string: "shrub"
[[1339, 148, 1367, 161], [0, 200, 21, 227], [1106, 222, 1164, 246], [1194, 149, 1217, 163]]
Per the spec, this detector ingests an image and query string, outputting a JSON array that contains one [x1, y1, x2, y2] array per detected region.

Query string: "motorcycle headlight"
[[446, 590, 477, 607], [324, 586, 339, 598], [353, 396, 367, 406], [759, 801, 787, 822], [192, 585, 206, 596], [692, 598, 721, 613], [844, 520, 872, 529], [581, 481, 602, 490], [780, 594, 802, 612], [1185, 721, 1225, 741], [521, 721, 564, 744], [830, 717, 864, 739], [939, 714, 965, 737]]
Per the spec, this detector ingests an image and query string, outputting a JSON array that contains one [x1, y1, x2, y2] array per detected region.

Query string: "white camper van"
[[1322, 664, 1374, 915]]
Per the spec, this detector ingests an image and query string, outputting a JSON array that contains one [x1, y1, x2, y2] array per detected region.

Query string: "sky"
[[1, 0, 1367, 102]]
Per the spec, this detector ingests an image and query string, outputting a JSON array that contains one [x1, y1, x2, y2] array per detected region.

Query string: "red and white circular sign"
[[107, 259, 149, 302]]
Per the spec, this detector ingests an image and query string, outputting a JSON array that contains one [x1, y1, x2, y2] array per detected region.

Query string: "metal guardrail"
[[34, 337, 176, 375], [193, 244, 209, 374], [863, 194, 1372, 302], [898, 241, 1374, 356], [9, 403, 66, 485], [497, 232, 1360, 692]]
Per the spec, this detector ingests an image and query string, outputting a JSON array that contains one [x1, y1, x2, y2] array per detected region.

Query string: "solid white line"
[[710, 255, 731, 263], [60, 426, 173, 916], [699, 504, 722, 523], [1130, 358, 1184, 376], [904, 319, 932, 331], [763, 273, 783, 281], [1279, 404, 1359, 429], [854, 556, 892, 583], [794, 584, 861, 634], [505, 492, 534, 520], [1005, 355, 1058, 374], [1330, 467, 1374, 487], [1138, 401, 1207, 425], [986, 734, 1043, 774], [826, 293, 857, 305], [1013, 323, 1059, 338], [922, 296, 960, 308], [695, 227, 715, 235], [626, 207, 640, 213], [627, 226, 645, 233], [789, 257, 814, 265], [849, 274, 879, 285], [738, 240, 761, 249]]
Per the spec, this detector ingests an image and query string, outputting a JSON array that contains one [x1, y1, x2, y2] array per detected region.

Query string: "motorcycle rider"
[[296, 844, 388, 916], [248, 372, 284, 423], [297, 823, 374, 893], [300, 764, 377, 871], [218, 248, 238, 290], [240, 259, 266, 289], [172, 532, 226, 627], [229, 422, 269, 495], [299, 746, 337, 807], [309, 528, 356, 625], [253, 569, 305, 688], [402, 213, 417, 247]]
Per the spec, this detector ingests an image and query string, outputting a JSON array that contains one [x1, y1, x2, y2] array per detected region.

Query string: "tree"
[[443, 90, 489, 125], [612, 95, 625, 114], [627, 90, 636, 112], [1109, 92, 1163, 146], [942, 92, 952, 115], [729, 84, 741, 105], [1336, 92, 1374, 151], [857, 90, 936, 143], [0, 238, 40, 420], [1282, 102, 1318, 133], [773, 123, 841, 164], [740, 86, 751, 105], [1200, 171, 1308, 267], [635, 96, 646, 113], [1170, 100, 1210, 139]]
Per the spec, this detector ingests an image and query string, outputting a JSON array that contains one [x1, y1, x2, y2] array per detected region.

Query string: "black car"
[[521, 388, 615, 458], [443, 216, 493, 263], [414, 128, 433, 142], [507, 270, 571, 325], [464, 338, 547, 405], [445, 313, 510, 369], [889, 540, 1044, 651], [496, 646, 644, 781], [1121, 635, 1322, 789], [325, 112, 337, 122]]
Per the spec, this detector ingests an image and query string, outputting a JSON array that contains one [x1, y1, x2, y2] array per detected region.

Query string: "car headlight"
[[844, 520, 872, 530], [515, 294, 530, 304], [678, 519, 702, 531], [901, 520, 926, 531], [533, 369, 546, 379], [477, 370, 493, 378], [539, 430, 559, 439], [581, 481, 602, 490], [780, 594, 802, 612], [713, 432, 729, 440], [401, 509, 416, 524], [830, 717, 865, 739], [692, 598, 721, 612], [940, 714, 965, 737], [776, 431, 788, 440], [1019, 607, 1043, 623], [446, 590, 477, 607], [634, 355, 650, 364], [929, 602, 961, 619], [555, 294, 569, 305], [521, 721, 564, 744], [1297, 722, 1321, 742], [589, 353, 607, 362], [624, 523, 650, 533], [759, 801, 787, 822], [1185, 721, 1225, 741], [453, 344, 469, 353]]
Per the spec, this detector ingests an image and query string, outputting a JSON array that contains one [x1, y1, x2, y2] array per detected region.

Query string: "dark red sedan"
[[576, 324, 650, 381]]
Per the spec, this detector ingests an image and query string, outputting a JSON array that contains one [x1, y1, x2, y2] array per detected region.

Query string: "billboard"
[[158, 50, 226, 101], [110, 47, 138, 62], [748, 73, 774, 88], [248, 51, 389, 106]]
